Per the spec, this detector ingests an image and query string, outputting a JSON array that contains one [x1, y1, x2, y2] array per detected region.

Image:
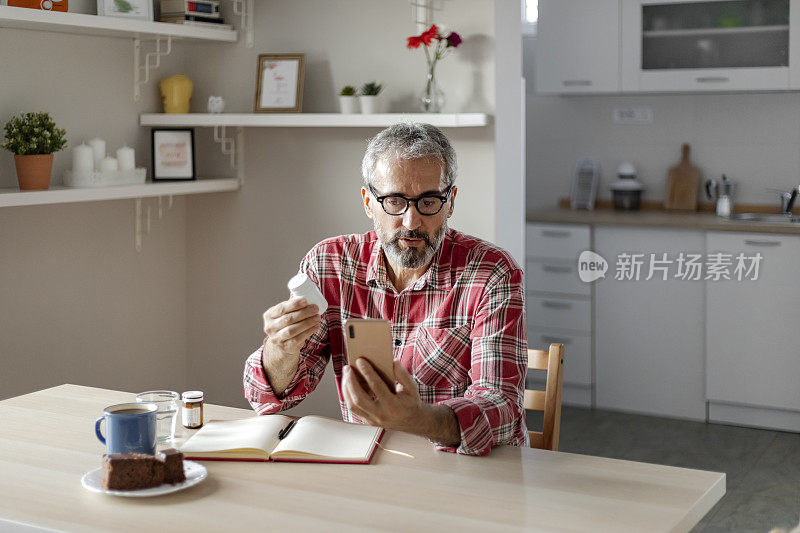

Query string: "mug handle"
[[95, 416, 106, 445]]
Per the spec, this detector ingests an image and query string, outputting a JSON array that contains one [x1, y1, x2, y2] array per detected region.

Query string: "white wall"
[[0, 8, 189, 399], [524, 35, 800, 212], [183, 0, 498, 414], [0, 1, 507, 413]]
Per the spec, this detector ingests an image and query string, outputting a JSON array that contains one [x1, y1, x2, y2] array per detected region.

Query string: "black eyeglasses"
[[368, 184, 452, 216]]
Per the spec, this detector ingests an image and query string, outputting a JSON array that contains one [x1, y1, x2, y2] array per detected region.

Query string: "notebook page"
[[272, 415, 381, 459], [180, 415, 291, 454]]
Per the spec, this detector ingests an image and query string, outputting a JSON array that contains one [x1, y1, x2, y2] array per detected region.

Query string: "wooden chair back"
[[525, 343, 565, 451]]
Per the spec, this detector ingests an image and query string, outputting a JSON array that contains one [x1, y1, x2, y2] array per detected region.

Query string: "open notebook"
[[179, 415, 384, 464]]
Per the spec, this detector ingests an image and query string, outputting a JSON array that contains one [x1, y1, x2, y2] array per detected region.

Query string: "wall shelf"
[[0, 5, 237, 42], [0, 178, 239, 208], [139, 113, 490, 128]]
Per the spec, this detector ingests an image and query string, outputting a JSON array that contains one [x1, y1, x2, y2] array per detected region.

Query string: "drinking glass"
[[135, 390, 180, 443]]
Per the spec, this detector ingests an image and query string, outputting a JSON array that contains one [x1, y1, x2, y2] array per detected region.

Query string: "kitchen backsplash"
[[524, 36, 800, 212]]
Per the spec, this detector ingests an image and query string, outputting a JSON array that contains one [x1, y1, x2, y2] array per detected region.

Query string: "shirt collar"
[[366, 228, 454, 293]]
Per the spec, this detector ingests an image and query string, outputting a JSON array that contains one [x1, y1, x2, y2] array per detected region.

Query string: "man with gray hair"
[[244, 123, 528, 456]]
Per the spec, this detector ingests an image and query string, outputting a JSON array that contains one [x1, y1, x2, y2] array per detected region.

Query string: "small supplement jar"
[[181, 391, 204, 429], [287, 273, 328, 314]]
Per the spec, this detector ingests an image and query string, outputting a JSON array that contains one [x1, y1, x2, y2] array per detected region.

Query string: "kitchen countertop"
[[527, 207, 800, 235]]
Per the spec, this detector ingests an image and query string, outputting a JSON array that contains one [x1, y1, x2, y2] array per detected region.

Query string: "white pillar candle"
[[116, 145, 135, 171], [72, 143, 94, 173], [87, 137, 105, 170], [100, 156, 119, 173]]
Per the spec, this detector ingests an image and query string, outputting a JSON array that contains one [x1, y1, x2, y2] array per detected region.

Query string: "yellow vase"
[[160, 75, 193, 114]]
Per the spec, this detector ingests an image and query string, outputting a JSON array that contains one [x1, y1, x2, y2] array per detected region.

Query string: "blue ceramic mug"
[[95, 402, 158, 455]]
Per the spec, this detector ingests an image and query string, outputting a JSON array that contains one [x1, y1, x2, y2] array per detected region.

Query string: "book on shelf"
[[161, 19, 233, 29], [160, 0, 220, 17], [160, 14, 226, 23], [179, 414, 384, 464], [159, 16, 231, 29]]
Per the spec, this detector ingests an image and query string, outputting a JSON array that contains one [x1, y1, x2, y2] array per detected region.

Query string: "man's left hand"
[[342, 358, 422, 433]]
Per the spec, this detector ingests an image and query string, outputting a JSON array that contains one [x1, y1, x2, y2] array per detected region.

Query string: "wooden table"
[[0, 385, 725, 532]]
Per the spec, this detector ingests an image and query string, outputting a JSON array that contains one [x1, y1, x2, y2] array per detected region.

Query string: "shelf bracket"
[[213, 125, 237, 170], [235, 127, 245, 185], [133, 194, 175, 252], [232, 0, 254, 48], [133, 35, 173, 102]]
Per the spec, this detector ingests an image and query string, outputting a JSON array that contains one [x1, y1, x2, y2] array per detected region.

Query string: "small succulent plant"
[[360, 82, 383, 96], [339, 85, 357, 96]]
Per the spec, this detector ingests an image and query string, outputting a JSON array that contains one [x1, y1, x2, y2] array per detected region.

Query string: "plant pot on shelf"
[[14, 154, 54, 190], [339, 95, 359, 114], [359, 95, 380, 114]]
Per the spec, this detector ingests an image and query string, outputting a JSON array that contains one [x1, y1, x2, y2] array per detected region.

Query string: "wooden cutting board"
[[664, 143, 701, 211]]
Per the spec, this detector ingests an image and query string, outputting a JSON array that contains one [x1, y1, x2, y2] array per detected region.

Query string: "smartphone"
[[344, 319, 396, 389]]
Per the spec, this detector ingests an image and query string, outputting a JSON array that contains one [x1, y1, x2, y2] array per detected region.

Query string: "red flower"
[[407, 24, 439, 48], [446, 31, 462, 48], [406, 35, 423, 49], [421, 24, 439, 46]]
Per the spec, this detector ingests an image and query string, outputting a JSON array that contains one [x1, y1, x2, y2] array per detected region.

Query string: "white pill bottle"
[[287, 273, 328, 314]]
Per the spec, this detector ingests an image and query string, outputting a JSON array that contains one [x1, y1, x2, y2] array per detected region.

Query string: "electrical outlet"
[[613, 107, 653, 124]]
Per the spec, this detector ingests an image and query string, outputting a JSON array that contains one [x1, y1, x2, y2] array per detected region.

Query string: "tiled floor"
[[528, 407, 800, 532]]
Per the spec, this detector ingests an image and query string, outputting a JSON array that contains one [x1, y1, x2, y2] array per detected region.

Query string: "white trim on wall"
[[494, 0, 526, 266]]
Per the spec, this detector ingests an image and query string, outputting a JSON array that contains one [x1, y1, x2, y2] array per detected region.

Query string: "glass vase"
[[419, 66, 445, 113]]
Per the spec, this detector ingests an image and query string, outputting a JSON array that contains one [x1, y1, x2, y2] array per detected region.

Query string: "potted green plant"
[[2, 111, 67, 190], [339, 85, 359, 114], [359, 82, 383, 114]]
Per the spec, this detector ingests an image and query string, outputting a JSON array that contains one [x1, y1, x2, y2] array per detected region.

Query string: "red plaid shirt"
[[243, 227, 529, 456]]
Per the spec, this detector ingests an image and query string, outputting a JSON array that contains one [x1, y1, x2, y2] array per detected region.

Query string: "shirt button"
[[394, 339, 402, 346]]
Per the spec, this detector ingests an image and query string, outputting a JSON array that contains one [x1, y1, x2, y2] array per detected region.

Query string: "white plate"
[[81, 460, 207, 497]]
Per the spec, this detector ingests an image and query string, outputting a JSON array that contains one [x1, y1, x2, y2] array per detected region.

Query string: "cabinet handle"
[[542, 265, 573, 274], [743, 239, 781, 247], [562, 80, 593, 87], [696, 76, 730, 83], [540, 229, 572, 238], [541, 300, 573, 310], [540, 335, 572, 346]]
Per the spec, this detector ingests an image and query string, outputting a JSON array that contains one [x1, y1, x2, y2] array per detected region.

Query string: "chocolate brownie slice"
[[101, 453, 165, 490], [159, 448, 186, 484]]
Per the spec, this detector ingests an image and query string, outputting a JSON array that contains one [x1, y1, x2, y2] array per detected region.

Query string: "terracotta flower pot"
[[14, 154, 54, 190]]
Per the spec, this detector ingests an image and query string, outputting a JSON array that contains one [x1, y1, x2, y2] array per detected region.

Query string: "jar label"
[[182, 406, 201, 427]]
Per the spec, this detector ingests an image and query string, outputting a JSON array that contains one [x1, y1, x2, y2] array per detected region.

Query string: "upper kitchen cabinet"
[[621, 0, 799, 92], [535, 0, 621, 94]]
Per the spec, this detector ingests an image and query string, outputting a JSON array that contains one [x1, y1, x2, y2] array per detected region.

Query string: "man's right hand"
[[261, 298, 321, 396]]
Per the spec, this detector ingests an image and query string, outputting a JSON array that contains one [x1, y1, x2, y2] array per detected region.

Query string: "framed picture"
[[151, 128, 195, 181], [97, 0, 153, 20], [254, 54, 305, 113]]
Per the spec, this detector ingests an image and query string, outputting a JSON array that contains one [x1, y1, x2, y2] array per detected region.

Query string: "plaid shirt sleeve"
[[243, 253, 331, 414], [435, 267, 528, 456]]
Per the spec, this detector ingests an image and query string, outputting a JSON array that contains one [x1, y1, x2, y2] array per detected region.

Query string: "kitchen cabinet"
[[594, 226, 706, 420], [526, 223, 593, 407], [706, 231, 800, 429], [621, 0, 799, 92], [534, 0, 621, 94]]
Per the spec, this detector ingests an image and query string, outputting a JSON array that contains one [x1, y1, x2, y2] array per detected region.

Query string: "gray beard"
[[375, 222, 447, 270]]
